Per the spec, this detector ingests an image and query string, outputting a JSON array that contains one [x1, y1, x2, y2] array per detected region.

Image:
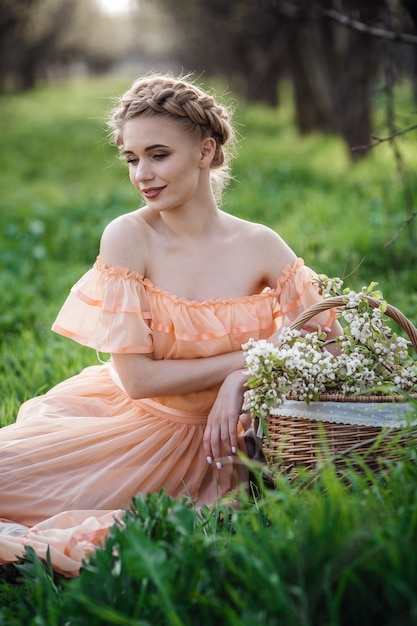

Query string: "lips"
[[140, 186, 166, 199]]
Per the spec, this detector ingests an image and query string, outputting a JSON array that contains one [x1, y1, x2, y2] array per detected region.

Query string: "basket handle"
[[289, 295, 417, 353]]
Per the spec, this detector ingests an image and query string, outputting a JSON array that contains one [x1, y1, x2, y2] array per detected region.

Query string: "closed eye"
[[125, 153, 167, 165]]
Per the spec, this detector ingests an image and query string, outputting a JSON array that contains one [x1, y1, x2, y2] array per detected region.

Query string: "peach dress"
[[0, 257, 334, 576]]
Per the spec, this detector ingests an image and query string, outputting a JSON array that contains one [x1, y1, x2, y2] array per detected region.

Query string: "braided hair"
[[107, 73, 236, 198]]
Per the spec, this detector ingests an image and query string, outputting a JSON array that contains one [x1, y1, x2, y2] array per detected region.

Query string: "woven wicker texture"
[[263, 295, 417, 471]]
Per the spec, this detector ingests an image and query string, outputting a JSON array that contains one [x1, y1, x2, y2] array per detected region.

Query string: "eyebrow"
[[123, 144, 169, 155]]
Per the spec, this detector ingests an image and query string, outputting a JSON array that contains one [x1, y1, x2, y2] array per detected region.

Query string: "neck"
[[157, 193, 221, 242]]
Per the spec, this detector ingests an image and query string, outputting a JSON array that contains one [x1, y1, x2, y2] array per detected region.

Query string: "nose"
[[134, 159, 154, 183]]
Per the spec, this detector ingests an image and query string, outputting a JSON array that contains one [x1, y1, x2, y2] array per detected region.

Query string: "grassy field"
[[1, 75, 416, 422], [1, 74, 417, 624]]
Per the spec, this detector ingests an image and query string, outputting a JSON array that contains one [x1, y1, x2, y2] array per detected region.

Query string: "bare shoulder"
[[226, 215, 297, 281], [99, 209, 149, 272], [239, 218, 292, 252]]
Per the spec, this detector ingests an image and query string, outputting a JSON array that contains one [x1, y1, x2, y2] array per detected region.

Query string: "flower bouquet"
[[243, 277, 417, 471]]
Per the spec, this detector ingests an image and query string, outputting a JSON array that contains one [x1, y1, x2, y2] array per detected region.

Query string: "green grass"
[[2, 453, 417, 625], [228, 87, 417, 315], [1, 74, 417, 624]]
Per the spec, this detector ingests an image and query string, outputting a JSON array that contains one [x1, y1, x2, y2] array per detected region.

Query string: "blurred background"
[[1, 0, 416, 156], [1, 0, 417, 410]]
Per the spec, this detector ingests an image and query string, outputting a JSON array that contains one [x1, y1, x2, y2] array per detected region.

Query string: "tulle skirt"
[[0, 364, 247, 575]]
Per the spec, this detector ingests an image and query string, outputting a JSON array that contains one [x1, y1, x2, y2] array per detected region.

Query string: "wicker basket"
[[261, 295, 417, 473]]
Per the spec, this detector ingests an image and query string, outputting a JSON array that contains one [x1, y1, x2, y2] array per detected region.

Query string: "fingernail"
[[228, 456, 233, 463], [207, 456, 213, 464], [324, 327, 331, 332], [216, 461, 222, 470], [232, 447, 237, 454]]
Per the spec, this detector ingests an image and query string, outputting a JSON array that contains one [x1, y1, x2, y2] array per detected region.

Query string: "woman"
[[0, 74, 339, 576]]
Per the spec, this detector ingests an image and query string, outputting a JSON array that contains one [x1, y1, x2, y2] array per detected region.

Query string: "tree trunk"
[[288, 19, 335, 133], [287, 7, 379, 159]]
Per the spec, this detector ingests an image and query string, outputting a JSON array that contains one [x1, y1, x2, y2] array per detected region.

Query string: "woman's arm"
[[111, 350, 245, 399]]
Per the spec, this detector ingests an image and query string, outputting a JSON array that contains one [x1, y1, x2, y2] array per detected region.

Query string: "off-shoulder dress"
[[0, 257, 335, 575]]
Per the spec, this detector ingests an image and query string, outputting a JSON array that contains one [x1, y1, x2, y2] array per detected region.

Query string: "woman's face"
[[122, 115, 210, 212]]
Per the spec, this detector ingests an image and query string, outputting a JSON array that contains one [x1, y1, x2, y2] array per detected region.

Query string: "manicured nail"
[[207, 456, 213, 464], [232, 447, 237, 454], [216, 461, 222, 470], [324, 327, 331, 332], [228, 456, 233, 463]]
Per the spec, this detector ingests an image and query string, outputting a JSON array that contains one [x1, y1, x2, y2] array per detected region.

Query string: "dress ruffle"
[[275, 258, 335, 328], [0, 256, 336, 576], [0, 510, 122, 577], [52, 256, 335, 355]]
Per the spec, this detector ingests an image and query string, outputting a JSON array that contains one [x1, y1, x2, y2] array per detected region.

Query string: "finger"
[[204, 421, 224, 468], [268, 326, 288, 346], [239, 412, 251, 431], [211, 423, 224, 468], [228, 420, 238, 457], [219, 418, 239, 465], [302, 324, 319, 334], [203, 424, 214, 465]]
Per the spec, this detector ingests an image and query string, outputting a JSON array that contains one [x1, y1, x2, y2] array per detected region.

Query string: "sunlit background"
[[96, 0, 134, 13], [1, 0, 415, 161]]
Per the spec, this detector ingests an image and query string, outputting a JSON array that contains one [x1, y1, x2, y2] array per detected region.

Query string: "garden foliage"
[[1, 76, 417, 624], [2, 454, 417, 625]]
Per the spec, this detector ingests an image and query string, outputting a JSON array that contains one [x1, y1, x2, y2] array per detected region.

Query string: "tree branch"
[[278, 1, 417, 45], [317, 5, 417, 46], [384, 210, 417, 247], [351, 123, 417, 151]]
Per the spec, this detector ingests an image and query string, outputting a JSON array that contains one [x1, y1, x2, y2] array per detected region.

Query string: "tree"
[[0, 0, 144, 92], [153, 0, 288, 106], [153, 0, 417, 159], [0, 0, 85, 92]]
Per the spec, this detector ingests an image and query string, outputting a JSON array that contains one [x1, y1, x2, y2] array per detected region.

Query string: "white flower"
[[243, 282, 417, 419]]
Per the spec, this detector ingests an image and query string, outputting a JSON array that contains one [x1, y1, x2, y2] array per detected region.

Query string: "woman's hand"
[[203, 369, 248, 469]]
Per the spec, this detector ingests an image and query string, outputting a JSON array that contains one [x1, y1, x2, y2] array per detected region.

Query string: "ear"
[[199, 137, 216, 168]]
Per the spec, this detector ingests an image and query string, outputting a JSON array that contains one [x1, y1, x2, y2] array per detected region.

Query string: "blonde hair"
[[107, 73, 236, 199]]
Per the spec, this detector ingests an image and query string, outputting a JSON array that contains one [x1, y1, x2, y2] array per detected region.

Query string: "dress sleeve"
[[276, 259, 338, 330], [51, 260, 153, 354]]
